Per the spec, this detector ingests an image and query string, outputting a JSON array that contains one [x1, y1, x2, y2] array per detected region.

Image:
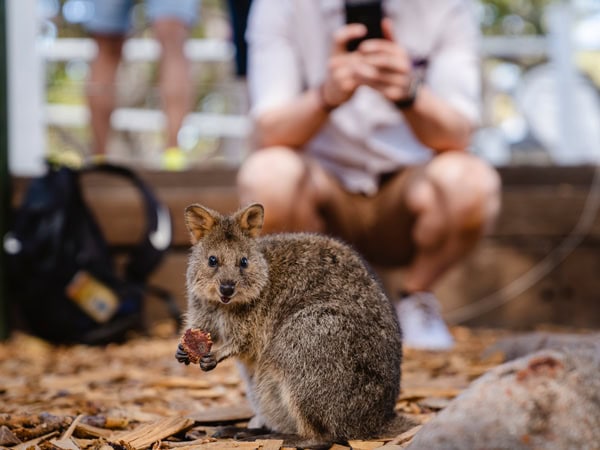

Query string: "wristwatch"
[[394, 74, 421, 110]]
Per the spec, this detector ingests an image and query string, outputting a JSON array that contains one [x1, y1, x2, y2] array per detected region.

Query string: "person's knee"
[[237, 147, 307, 208], [92, 35, 125, 61], [426, 152, 501, 232], [152, 19, 189, 51]]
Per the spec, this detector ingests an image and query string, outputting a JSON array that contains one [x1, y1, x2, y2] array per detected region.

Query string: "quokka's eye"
[[240, 257, 249, 269], [208, 255, 218, 267]]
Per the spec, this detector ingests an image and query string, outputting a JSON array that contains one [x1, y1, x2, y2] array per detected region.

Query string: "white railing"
[[42, 35, 549, 62], [45, 104, 250, 138], [40, 37, 234, 62], [480, 35, 547, 58], [43, 36, 549, 137], [42, 37, 249, 137]]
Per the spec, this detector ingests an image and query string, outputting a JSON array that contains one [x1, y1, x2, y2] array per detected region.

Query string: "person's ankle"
[[397, 288, 428, 299], [395, 291, 454, 351]]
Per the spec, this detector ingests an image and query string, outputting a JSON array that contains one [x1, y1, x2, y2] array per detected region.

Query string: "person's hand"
[[354, 18, 416, 104], [320, 24, 367, 109]]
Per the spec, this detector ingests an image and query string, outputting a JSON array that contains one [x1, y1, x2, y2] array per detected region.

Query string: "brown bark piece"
[[171, 442, 260, 449], [255, 439, 285, 450], [13, 431, 59, 450], [150, 377, 212, 390], [74, 422, 113, 439], [187, 403, 254, 424], [163, 437, 217, 448], [0, 425, 21, 446], [81, 416, 130, 431], [347, 441, 385, 450], [50, 436, 80, 450], [387, 425, 422, 445], [399, 386, 462, 401], [0, 414, 42, 428], [103, 417, 131, 430], [114, 417, 195, 450], [12, 415, 70, 441]]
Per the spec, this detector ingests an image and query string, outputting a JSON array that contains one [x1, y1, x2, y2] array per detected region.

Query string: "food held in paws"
[[180, 328, 213, 363]]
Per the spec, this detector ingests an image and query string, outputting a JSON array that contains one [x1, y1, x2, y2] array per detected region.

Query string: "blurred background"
[[4, 0, 600, 173], [2, 0, 600, 339]]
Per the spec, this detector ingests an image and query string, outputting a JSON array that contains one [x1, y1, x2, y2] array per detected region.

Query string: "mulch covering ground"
[[0, 324, 511, 450]]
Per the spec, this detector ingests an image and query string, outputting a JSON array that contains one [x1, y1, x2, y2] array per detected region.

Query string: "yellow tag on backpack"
[[66, 271, 119, 323]]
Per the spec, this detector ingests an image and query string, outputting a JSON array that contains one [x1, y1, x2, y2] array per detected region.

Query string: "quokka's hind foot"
[[239, 432, 344, 450], [378, 414, 419, 441], [211, 425, 270, 440], [213, 427, 340, 450]]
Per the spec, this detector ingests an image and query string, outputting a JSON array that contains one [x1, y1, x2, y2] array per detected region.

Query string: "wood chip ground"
[[0, 325, 513, 449]]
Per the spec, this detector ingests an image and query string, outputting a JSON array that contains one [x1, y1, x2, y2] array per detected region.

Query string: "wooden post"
[[0, 0, 10, 340]]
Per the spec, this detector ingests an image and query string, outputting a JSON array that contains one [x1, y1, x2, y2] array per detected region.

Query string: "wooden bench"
[[10, 165, 600, 329]]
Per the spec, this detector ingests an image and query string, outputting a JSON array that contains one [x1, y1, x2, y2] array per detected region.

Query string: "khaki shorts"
[[314, 164, 424, 267]]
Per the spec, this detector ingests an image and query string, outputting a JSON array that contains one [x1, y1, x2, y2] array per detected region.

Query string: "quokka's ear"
[[237, 203, 264, 238], [185, 204, 219, 244]]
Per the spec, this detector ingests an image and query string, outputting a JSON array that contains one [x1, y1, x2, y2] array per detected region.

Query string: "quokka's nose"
[[219, 282, 235, 297]]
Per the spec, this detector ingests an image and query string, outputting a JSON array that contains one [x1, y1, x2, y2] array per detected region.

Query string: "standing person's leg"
[[146, 0, 199, 167], [85, 0, 132, 155], [151, 19, 193, 149], [86, 36, 125, 155]]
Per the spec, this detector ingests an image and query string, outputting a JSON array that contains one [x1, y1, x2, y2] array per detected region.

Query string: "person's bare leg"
[[86, 35, 125, 155], [237, 147, 330, 234], [152, 19, 193, 148], [402, 152, 501, 292]]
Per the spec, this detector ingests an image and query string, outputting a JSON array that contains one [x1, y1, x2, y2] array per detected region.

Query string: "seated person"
[[237, 0, 501, 350]]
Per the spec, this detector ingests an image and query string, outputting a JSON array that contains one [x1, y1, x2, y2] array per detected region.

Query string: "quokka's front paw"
[[200, 352, 217, 371], [178, 328, 213, 366], [175, 343, 191, 365]]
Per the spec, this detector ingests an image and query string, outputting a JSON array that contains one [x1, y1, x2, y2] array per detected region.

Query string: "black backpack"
[[4, 161, 181, 344]]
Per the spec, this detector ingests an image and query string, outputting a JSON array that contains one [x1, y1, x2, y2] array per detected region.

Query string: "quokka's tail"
[[379, 413, 419, 442]]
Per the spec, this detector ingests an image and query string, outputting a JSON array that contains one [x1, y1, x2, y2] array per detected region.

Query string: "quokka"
[[176, 203, 408, 448]]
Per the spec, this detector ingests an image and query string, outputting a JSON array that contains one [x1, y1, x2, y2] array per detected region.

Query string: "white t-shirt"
[[247, 0, 481, 195]]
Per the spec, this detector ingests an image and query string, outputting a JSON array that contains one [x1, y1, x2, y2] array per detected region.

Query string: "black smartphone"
[[345, 0, 384, 52]]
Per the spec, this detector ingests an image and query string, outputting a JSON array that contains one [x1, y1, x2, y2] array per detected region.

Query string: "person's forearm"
[[254, 87, 332, 149], [402, 86, 473, 152]]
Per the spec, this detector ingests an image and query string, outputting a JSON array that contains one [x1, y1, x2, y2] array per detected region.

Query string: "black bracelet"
[[394, 75, 421, 110]]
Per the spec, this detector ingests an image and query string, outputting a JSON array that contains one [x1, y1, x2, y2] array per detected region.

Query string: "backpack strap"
[[79, 162, 172, 283]]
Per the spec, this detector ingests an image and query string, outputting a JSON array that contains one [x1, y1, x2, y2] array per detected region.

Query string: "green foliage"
[[479, 0, 555, 35]]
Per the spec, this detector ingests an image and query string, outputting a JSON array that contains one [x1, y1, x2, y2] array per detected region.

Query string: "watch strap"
[[394, 74, 421, 110]]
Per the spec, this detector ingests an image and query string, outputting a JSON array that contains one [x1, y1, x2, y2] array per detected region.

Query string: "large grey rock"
[[407, 347, 600, 450], [484, 332, 600, 361]]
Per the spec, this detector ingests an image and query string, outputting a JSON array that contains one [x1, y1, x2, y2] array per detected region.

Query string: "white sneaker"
[[395, 291, 454, 351]]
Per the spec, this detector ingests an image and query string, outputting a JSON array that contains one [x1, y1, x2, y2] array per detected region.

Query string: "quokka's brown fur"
[[179, 203, 407, 447]]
